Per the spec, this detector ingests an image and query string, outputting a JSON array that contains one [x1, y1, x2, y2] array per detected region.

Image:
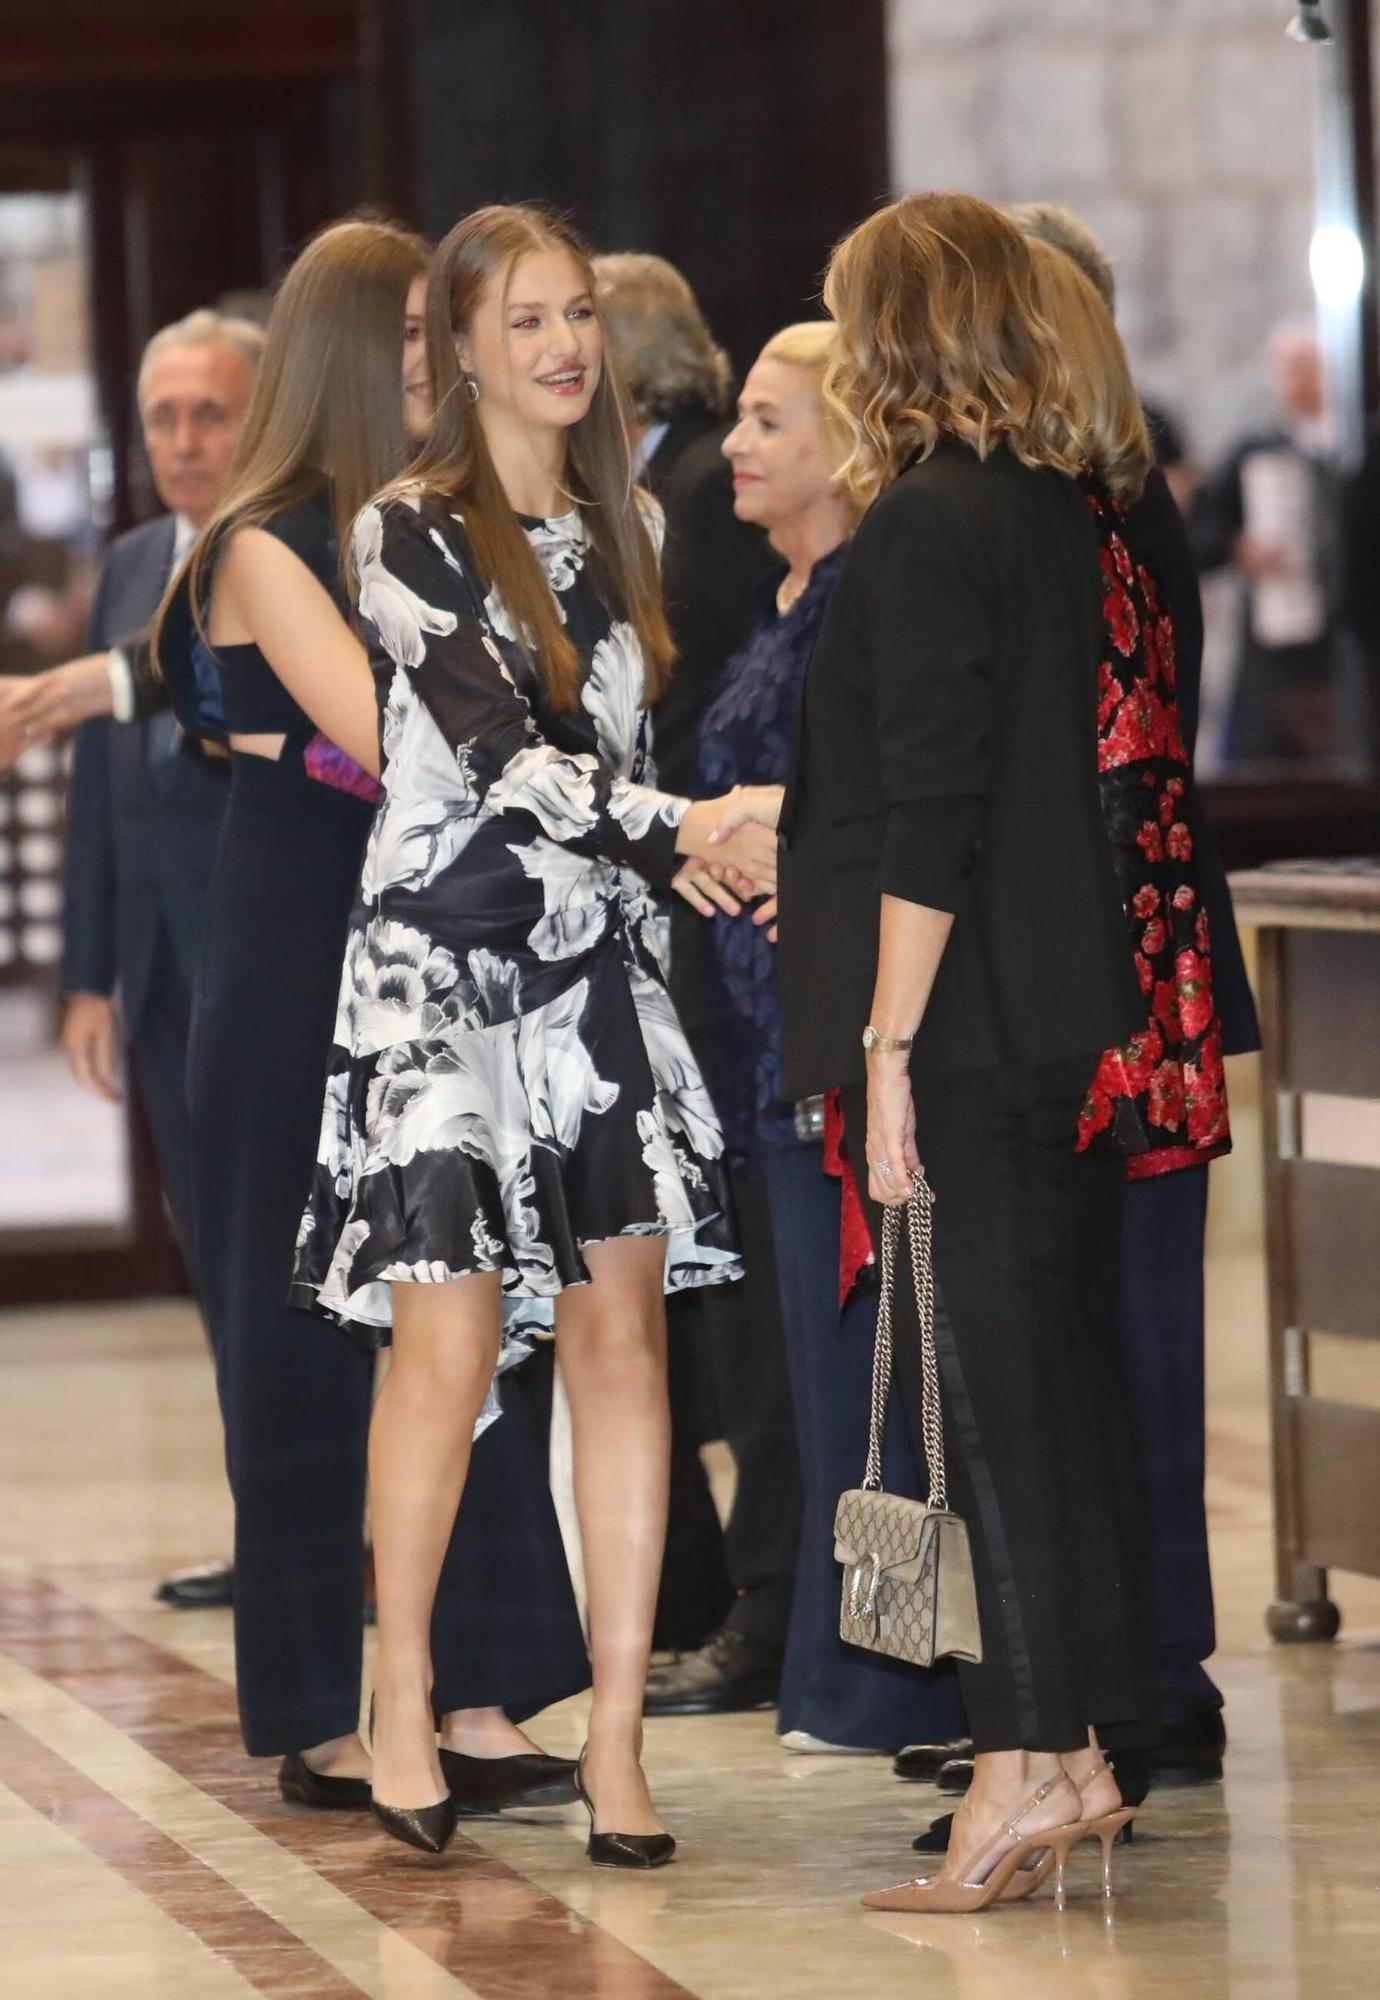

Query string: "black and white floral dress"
[[290, 490, 742, 1358]]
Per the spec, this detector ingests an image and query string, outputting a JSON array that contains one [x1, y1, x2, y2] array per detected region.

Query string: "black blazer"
[[778, 441, 1143, 1096], [61, 516, 228, 1035]]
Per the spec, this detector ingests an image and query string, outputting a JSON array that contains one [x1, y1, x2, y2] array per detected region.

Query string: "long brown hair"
[[153, 213, 428, 659], [1026, 237, 1152, 505], [822, 192, 1087, 507], [387, 204, 672, 712]]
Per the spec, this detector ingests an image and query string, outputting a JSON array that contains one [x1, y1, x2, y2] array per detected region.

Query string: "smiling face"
[[721, 356, 837, 533], [401, 273, 432, 443], [461, 244, 603, 437]]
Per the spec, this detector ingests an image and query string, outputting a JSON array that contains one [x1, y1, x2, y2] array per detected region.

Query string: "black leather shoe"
[[372, 1795, 457, 1854], [438, 1749, 578, 1816], [641, 1628, 781, 1716], [912, 1812, 953, 1855], [935, 1753, 974, 1795], [575, 1751, 675, 1870], [893, 1737, 973, 1782], [278, 1753, 372, 1812], [155, 1562, 233, 1610], [1149, 1708, 1225, 1786]]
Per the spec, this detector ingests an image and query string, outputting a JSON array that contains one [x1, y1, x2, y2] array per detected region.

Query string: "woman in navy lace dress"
[[696, 324, 968, 1755]]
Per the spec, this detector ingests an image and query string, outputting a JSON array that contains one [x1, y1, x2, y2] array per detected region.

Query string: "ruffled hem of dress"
[[291, 1211, 742, 1349]]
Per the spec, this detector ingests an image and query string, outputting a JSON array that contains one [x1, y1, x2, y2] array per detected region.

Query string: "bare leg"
[[941, 1748, 1083, 1884], [1060, 1725, 1123, 1817], [369, 1270, 502, 1809], [555, 1235, 670, 1836]]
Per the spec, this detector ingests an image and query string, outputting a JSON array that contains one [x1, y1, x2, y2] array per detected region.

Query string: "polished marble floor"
[[3, 1152, 1380, 1999]]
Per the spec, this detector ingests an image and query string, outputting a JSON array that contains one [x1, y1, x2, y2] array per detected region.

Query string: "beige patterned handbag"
[[834, 1172, 982, 1668]]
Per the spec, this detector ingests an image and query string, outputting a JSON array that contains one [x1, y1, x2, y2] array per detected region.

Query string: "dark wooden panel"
[[1288, 1160, 1380, 1339], [1205, 780, 1380, 872], [394, 0, 889, 381], [1298, 1397, 1380, 1576], [1283, 929, 1380, 1096], [1, 2, 358, 89]]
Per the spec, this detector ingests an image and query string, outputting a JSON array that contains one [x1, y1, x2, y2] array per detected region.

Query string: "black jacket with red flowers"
[[778, 439, 1144, 1092]]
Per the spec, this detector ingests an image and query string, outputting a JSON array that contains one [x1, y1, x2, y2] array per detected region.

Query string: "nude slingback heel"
[[861, 1776, 1093, 1914], [1000, 1754, 1136, 1906]]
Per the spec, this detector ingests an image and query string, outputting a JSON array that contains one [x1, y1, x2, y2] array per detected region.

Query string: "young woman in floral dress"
[[291, 204, 779, 1860]]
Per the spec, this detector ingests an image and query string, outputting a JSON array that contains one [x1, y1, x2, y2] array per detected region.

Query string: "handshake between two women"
[[671, 783, 783, 928]]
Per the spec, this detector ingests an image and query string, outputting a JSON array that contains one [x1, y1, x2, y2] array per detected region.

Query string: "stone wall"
[[886, 0, 1321, 463]]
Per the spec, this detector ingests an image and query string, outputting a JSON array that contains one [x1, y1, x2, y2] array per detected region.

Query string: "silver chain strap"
[[862, 1171, 947, 1512]]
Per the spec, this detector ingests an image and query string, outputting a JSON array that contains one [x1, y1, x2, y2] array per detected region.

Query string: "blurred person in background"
[[1190, 323, 1347, 766], [1342, 427, 1380, 768], [692, 319, 968, 1759], [598, 251, 797, 1712], [1006, 203, 1199, 509], [64, 307, 263, 1611], [1013, 205, 1259, 1786]]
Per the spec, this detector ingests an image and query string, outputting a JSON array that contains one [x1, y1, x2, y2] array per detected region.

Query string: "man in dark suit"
[[62, 308, 263, 1609], [1189, 325, 1345, 766], [596, 255, 800, 1710]]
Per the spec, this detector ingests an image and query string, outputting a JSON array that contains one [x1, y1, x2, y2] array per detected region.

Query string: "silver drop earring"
[[464, 375, 480, 404]]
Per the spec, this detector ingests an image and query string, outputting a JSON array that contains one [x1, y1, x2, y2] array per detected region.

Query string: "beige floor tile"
[[3, 1145, 1380, 1999], [0, 1778, 262, 1999]]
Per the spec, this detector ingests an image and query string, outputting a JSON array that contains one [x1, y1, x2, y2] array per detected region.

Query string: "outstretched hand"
[[0, 655, 114, 768]]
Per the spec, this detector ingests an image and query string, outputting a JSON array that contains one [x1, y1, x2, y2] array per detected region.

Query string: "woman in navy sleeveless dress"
[[157, 219, 590, 1804]]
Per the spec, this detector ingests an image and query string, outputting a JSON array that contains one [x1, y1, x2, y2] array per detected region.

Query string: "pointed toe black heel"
[[575, 1749, 676, 1870], [371, 1795, 457, 1854], [368, 1695, 456, 1854], [277, 1752, 372, 1812]]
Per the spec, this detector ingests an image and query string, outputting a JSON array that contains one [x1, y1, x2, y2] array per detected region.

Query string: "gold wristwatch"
[[862, 1026, 914, 1054]]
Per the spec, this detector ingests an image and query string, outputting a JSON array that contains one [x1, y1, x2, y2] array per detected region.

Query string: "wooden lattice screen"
[[0, 738, 66, 986]]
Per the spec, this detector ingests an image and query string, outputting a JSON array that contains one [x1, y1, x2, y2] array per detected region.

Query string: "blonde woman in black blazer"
[[729, 194, 1157, 1913]]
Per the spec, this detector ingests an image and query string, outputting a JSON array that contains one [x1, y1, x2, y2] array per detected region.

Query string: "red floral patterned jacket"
[[1077, 477, 1231, 1178]]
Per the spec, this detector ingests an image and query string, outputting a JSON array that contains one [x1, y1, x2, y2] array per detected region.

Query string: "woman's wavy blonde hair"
[[821, 192, 1087, 507], [1026, 237, 1152, 505]]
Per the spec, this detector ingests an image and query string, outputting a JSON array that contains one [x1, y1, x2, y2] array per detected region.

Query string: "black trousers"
[[128, 939, 203, 1308], [843, 1059, 1157, 1754], [656, 1157, 802, 1652], [190, 756, 589, 1755], [765, 1143, 967, 1750]]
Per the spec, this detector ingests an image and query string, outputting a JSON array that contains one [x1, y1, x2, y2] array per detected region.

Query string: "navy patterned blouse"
[[695, 542, 848, 1155]]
